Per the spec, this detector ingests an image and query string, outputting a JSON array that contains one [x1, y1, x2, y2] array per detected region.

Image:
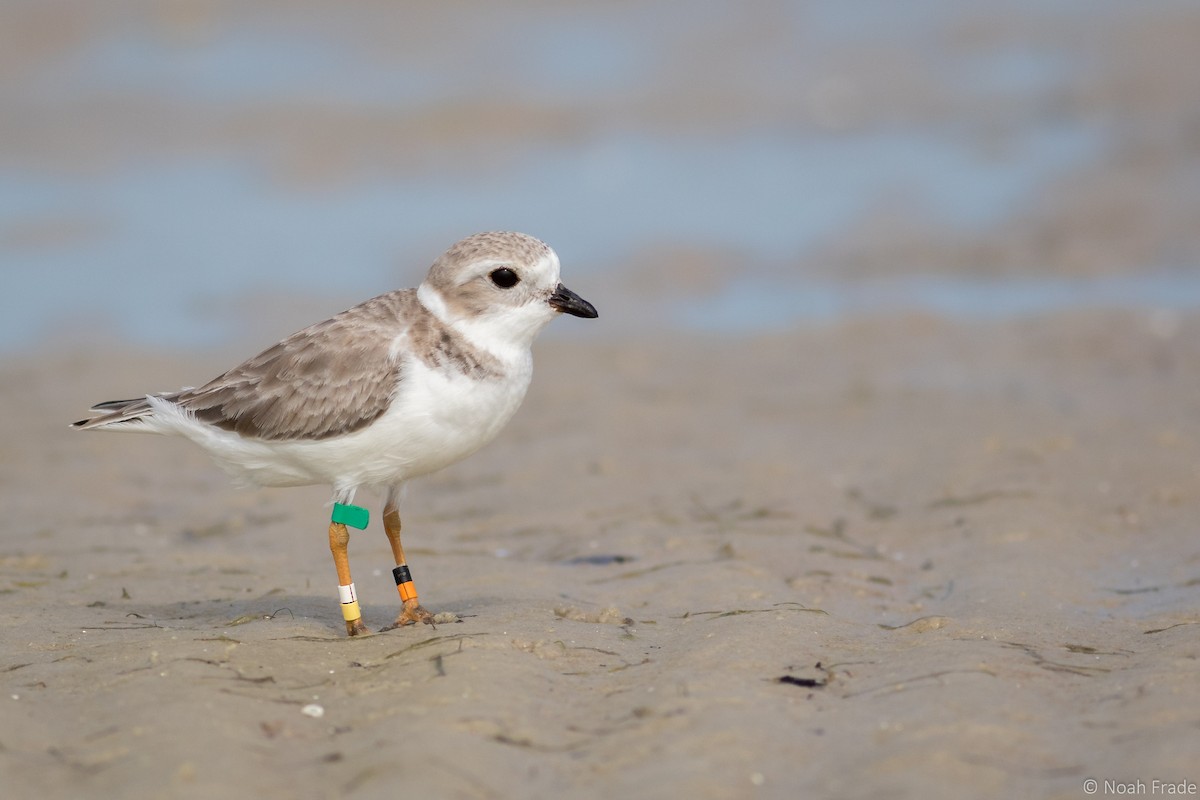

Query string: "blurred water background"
[[3, 0, 1199, 350]]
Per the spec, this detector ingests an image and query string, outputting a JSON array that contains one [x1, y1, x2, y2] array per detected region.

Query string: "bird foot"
[[380, 599, 435, 631], [345, 617, 370, 637]]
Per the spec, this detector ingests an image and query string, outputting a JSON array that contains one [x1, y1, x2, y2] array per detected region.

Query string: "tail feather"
[[88, 397, 146, 412], [72, 395, 164, 431]]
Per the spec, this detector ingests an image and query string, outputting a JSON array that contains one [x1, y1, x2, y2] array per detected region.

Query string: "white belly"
[[335, 354, 534, 487], [153, 354, 534, 491]]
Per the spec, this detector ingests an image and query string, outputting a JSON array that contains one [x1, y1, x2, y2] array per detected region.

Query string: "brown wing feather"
[[175, 291, 411, 441]]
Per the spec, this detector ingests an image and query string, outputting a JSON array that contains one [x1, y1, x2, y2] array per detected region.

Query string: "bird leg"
[[380, 504, 434, 629], [328, 521, 369, 636]]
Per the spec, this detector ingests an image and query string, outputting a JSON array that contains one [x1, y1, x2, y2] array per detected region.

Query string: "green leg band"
[[332, 502, 370, 530]]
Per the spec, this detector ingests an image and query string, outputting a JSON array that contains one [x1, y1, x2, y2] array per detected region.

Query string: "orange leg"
[[328, 521, 369, 636], [380, 502, 434, 630]]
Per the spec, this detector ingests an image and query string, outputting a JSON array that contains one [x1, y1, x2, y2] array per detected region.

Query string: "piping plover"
[[73, 231, 597, 635]]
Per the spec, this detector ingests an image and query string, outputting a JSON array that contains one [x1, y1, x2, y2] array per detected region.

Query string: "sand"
[[2, 311, 1197, 799]]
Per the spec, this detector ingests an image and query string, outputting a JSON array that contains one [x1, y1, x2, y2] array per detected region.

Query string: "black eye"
[[489, 267, 520, 288]]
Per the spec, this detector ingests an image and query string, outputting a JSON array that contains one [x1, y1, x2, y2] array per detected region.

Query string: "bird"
[[73, 231, 598, 635]]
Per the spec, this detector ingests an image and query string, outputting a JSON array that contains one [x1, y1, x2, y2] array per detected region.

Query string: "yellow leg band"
[[340, 600, 362, 622]]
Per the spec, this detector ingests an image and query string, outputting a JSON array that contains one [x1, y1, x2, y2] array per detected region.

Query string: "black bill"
[[548, 283, 598, 318]]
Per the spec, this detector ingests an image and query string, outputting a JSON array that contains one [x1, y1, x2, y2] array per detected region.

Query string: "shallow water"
[[678, 270, 1200, 332], [2, 121, 1113, 349], [1, 1, 1196, 351]]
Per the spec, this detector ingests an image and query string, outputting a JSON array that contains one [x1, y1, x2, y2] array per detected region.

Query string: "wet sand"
[[2, 311, 1197, 799]]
